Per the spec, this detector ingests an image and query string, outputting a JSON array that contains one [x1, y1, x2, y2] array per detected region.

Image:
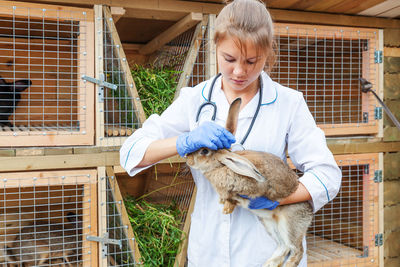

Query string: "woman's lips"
[[232, 78, 246, 84]]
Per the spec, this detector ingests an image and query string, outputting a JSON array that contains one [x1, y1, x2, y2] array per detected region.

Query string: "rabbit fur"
[[8, 213, 82, 267], [0, 77, 32, 127], [186, 98, 313, 267]]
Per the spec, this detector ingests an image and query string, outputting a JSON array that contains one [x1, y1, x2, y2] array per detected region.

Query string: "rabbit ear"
[[13, 79, 32, 92], [225, 98, 241, 135], [217, 152, 266, 182]]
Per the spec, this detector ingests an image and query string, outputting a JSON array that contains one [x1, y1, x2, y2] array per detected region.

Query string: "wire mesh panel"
[[0, 169, 97, 266], [306, 154, 380, 266], [0, 1, 94, 147], [106, 163, 195, 266], [95, 6, 145, 149], [272, 24, 380, 136]]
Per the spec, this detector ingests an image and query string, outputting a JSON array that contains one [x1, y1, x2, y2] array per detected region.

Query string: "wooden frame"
[[306, 153, 381, 267], [0, 0, 95, 146], [0, 169, 98, 267], [273, 23, 382, 136]]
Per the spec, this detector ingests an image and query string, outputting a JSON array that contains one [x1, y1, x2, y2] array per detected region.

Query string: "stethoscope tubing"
[[196, 73, 263, 146]]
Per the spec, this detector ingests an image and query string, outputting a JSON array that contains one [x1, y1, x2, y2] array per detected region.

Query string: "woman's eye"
[[224, 58, 235, 63], [200, 148, 209, 155], [247, 60, 256, 65]]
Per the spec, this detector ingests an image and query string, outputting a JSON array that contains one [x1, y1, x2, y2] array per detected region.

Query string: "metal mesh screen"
[[272, 25, 379, 135], [105, 175, 138, 267], [0, 171, 95, 266], [188, 24, 209, 88], [306, 156, 379, 266], [102, 12, 142, 146], [0, 4, 90, 135]]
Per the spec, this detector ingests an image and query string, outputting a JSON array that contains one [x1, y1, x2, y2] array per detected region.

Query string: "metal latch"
[[82, 74, 117, 103], [87, 233, 122, 258]]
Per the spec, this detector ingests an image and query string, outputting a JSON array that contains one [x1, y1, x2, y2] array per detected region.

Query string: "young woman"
[[120, 0, 342, 266]]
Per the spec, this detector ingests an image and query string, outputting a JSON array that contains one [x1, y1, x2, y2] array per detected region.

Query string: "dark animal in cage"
[[8, 213, 83, 267], [0, 77, 32, 127]]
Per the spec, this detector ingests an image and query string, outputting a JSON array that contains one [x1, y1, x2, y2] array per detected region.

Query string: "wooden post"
[[205, 14, 217, 79], [97, 167, 108, 267]]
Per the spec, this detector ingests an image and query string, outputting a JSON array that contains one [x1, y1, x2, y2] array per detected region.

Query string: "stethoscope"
[[195, 73, 263, 148]]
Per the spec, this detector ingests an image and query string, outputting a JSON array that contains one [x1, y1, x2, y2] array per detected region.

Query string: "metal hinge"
[[374, 170, 383, 183], [375, 107, 383, 120], [374, 50, 383, 63], [82, 74, 117, 103], [363, 112, 369, 123], [87, 233, 122, 258], [375, 233, 383, 247]]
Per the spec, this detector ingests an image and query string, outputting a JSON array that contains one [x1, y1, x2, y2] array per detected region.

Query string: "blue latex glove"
[[239, 194, 280, 210], [176, 121, 236, 157]]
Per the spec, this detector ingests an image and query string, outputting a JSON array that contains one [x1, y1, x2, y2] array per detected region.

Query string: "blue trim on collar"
[[201, 82, 210, 102], [261, 85, 278, 106]]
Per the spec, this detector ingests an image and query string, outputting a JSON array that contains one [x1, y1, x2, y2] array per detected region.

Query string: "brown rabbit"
[[9, 213, 82, 267], [186, 98, 313, 267]]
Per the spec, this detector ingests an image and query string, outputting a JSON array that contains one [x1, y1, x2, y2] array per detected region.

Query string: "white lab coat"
[[120, 72, 342, 267]]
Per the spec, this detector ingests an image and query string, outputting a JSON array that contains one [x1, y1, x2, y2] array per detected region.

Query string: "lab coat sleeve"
[[287, 93, 342, 212], [120, 87, 193, 176]]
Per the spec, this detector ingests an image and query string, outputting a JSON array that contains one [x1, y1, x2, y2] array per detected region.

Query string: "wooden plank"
[[173, 187, 196, 267], [385, 47, 400, 57], [12, 0, 400, 28], [95, 5, 106, 147], [110, 6, 126, 23], [106, 166, 142, 264], [139, 12, 203, 55], [358, 0, 400, 16], [0, 152, 120, 172], [120, 8, 186, 21], [0, 0, 93, 20], [174, 16, 208, 99], [206, 14, 217, 79], [97, 167, 108, 267]]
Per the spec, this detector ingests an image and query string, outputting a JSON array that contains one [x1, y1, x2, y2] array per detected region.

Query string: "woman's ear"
[[216, 152, 265, 182], [225, 98, 241, 135]]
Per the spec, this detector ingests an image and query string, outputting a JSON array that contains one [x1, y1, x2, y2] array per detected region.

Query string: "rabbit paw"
[[222, 201, 236, 214]]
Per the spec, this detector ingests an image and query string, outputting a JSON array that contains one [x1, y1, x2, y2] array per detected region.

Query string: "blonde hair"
[[214, 0, 276, 72]]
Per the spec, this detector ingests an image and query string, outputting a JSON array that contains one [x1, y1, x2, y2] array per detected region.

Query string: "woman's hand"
[[176, 121, 236, 157]]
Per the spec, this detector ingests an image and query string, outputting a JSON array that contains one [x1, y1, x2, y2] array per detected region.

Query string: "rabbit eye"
[[200, 148, 209, 155]]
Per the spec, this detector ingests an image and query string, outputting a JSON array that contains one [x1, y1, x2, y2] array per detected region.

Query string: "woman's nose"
[[233, 63, 246, 76]]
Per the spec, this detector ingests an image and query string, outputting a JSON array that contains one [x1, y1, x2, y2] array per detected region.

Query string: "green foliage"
[[124, 196, 185, 267], [131, 64, 180, 117]]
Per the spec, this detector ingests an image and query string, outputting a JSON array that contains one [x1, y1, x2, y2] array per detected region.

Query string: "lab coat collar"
[[201, 71, 278, 119]]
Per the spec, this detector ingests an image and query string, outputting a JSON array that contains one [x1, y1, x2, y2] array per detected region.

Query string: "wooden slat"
[[358, 0, 400, 16], [139, 12, 203, 55], [119, 7, 186, 21], [174, 15, 208, 99]]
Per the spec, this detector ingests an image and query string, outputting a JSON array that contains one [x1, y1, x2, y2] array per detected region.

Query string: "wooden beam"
[[0, 152, 120, 172], [121, 8, 186, 21], [139, 12, 203, 55], [269, 8, 400, 28], [12, 0, 400, 28], [110, 6, 126, 23]]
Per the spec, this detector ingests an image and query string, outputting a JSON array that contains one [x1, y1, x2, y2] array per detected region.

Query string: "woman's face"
[[216, 37, 267, 94]]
